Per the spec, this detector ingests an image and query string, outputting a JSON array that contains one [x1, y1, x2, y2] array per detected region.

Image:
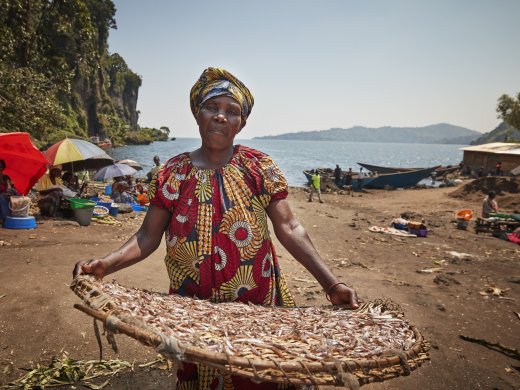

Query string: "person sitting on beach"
[[0, 159, 18, 224], [135, 179, 149, 206], [73, 67, 359, 389], [308, 169, 324, 203], [61, 171, 80, 194], [482, 191, 499, 218], [111, 176, 135, 204], [37, 165, 64, 217]]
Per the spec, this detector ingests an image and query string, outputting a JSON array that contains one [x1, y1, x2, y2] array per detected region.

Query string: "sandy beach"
[[1, 181, 519, 389]]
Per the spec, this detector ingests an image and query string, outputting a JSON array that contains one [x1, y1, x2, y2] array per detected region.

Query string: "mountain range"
[[254, 124, 481, 144]]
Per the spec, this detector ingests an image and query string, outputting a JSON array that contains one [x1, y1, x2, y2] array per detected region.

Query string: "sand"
[[0, 180, 519, 389]]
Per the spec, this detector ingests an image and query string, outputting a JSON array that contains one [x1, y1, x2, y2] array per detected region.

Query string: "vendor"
[[0, 159, 18, 224], [37, 165, 64, 217], [111, 176, 134, 203], [482, 191, 499, 218]]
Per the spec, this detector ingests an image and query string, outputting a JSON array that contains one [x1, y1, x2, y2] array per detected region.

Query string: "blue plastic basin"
[[3, 216, 37, 229]]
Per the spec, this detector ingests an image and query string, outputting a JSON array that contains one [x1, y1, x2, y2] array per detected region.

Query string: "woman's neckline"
[[188, 145, 240, 171]]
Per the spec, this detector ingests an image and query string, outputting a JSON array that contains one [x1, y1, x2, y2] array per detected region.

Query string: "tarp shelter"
[[460, 142, 520, 175], [0, 132, 49, 195]]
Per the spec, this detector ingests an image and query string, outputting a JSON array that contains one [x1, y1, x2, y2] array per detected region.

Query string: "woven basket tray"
[[71, 276, 429, 388]]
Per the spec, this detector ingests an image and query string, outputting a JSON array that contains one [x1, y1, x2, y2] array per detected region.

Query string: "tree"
[[496, 92, 520, 131], [160, 126, 170, 136]]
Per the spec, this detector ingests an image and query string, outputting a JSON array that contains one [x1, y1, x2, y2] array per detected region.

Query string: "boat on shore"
[[90, 136, 112, 150], [357, 162, 460, 177], [363, 166, 438, 189]]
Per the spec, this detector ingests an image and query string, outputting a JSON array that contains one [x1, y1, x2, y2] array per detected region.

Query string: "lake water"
[[107, 138, 465, 187]]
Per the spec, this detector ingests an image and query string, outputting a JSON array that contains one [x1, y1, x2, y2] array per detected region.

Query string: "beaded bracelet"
[[325, 281, 347, 302]]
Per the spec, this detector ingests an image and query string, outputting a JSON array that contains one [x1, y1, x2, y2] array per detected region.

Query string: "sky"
[[108, 0, 520, 139]]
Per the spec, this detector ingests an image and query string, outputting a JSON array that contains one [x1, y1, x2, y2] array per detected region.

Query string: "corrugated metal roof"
[[460, 142, 520, 155]]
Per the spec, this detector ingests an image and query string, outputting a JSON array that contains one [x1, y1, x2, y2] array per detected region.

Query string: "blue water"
[[107, 138, 465, 187]]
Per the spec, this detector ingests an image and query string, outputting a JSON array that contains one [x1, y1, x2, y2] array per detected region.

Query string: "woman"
[[37, 165, 64, 217], [482, 190, 499, 218], [0, 159, 18, 223], [74, 67, 359, 389]]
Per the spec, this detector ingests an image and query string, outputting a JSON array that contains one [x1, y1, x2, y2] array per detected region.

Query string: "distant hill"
[[254, 124, 481, 144], [470, 122, 520, 145]]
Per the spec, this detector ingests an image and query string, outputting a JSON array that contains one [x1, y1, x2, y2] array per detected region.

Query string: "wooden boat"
[[90, 136, 112, 150], [357, 162, 416, 174], [364, 167, 438, 189], [357, 162, 460, 177]]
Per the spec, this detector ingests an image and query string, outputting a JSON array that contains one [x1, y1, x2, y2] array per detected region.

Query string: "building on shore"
[[460, 142, 520, 175]]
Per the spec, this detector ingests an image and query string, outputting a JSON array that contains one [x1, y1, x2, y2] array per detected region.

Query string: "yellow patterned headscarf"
[[190, 67, 254, 121]]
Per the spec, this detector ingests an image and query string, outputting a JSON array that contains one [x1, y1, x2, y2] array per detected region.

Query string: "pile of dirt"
[[450, 177, 519, 197], [450, 177, 520, 211]]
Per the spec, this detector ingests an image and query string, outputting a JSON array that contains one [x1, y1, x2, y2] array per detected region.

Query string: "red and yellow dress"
[[149, 145, 295, 389]]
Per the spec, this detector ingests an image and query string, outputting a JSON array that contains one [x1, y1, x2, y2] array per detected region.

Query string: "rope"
[[93, 318, 103, 361], [104, 311, 120, 353], [155, 333, 185, 362], [333, 359, 360, 390]]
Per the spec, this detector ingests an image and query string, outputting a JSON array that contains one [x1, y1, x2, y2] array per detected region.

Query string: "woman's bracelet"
[[325, 281, 347, 302]]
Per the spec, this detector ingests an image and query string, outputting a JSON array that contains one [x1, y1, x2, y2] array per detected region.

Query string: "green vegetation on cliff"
[[471, 92, 520, 145], [0, 0, 156, 147]]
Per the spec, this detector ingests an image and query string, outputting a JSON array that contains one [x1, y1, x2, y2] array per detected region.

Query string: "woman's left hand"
[[328, 283, 360, 309]]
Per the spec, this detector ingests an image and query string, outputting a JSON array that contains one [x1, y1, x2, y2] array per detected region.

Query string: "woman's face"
[[197, 95, 245, 150]]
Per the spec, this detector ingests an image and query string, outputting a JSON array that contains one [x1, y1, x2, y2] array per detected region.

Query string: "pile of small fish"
[[75, 278, 417, 363]]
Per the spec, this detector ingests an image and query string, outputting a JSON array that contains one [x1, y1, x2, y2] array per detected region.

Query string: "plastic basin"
[[3, 216, 37, 229], [70, 198, 96, 209], [96, 201, 113, 210], [456, 209, 473, 221], [131, 204, 144, 212]]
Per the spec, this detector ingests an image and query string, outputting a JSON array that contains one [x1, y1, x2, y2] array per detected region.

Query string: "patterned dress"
[[149, 145, 296, 389]]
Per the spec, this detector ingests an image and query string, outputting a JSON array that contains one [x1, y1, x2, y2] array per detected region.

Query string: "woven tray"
[[71, 276, 429, 387]]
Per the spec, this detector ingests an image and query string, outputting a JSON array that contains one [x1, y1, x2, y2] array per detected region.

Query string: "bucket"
[[69, 198, 96, 209], [109, 205, 119, 216], [9, 196, 31, 217], [73, 207, 94, 226]]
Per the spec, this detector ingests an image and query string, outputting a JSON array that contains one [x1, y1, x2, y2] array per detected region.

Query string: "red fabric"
[[507, 232, 520, 245], [0, 132, 49, 195]]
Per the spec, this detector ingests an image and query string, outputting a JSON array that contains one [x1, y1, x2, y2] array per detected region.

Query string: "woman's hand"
[[328, 283, 360, 309], [73, 259, 106, 279]]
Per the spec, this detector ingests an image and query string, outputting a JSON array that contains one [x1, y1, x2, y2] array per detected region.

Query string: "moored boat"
[[363, 166, 438, 189], [90, 136, 112, 150], [357, 162, 460, 177]]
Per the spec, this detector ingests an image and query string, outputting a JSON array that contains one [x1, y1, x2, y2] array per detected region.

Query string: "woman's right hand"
[[73, 259, 106, 279]]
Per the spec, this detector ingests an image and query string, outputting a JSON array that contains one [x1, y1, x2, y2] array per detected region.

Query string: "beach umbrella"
[[43, 138, 113, 172], [93, 163, 137, 181], [116, 159, 143, 171], [0, 132, 50, 195]]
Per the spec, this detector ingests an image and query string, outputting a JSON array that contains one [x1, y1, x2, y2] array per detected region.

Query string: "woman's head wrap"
[[190, 67, 254, 121]]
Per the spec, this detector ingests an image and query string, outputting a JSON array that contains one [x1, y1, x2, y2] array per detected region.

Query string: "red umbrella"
[[0, 132, 49, 195]]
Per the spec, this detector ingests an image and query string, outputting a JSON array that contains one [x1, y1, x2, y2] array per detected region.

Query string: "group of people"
[[307, 165, 368, 202], [470, 161, 504, 178]]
